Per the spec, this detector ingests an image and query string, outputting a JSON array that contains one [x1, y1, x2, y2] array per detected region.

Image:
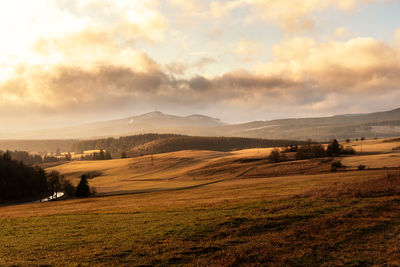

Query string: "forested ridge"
[[71, 134, 184, 155], [128, 136, 305, 157], [71, 134, 305, 157]]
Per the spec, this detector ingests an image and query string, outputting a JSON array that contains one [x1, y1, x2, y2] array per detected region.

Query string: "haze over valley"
[[1, 107, 400, 143]]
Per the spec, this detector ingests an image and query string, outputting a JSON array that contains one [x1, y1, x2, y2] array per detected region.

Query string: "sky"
[[0, 0, 400, 131]]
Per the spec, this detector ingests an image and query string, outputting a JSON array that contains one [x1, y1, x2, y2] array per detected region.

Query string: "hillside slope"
[[2, 107, 400, 141], [127, 136, 303, 157], [2, 137, 400, 265], [47, 137, 400, 195]]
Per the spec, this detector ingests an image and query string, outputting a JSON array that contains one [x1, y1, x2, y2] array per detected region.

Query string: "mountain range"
[[2, 107, 400, 141]]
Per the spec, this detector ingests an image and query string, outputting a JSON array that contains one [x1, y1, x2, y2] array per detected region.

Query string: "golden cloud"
[[333, 27, 353, 38], [259, 37, 400, 91], [234, 39, 265, 62], [210, 0, 382, 32], [2, 36, 400, 126]]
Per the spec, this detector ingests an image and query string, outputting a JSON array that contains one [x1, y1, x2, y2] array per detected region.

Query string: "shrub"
[[358, 164, 366, 170], [296, 140, 326, 159], [63, 180, 76, 197], [331, 161, 342, 171], [269, 149, 281, 163]]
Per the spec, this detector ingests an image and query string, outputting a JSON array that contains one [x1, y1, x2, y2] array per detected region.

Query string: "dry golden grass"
[[1, 169, 399, 266], [346, 137, 400, 153], [1, 137, 400, 265], [341, 153, 400, 169], [42, 137, 400, 197], [0, 169, 386, 219], [47, 151, 228, 193], [301, 170, 400, 198]]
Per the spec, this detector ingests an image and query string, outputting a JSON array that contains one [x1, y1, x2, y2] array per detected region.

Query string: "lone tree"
[[76, 174, 90, 197], [326, 139, 342, 156]]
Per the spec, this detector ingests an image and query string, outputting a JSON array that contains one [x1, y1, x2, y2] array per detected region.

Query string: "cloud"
[[210, 0, 382, 32], [0, 0, 399, 128], [259, 37, 400, 92], [2, 35, 400, 127], [192, 57, 217, 70], [234, 39, 265, 61], [333, 27, 353, 38], [163, 57, 217, 76], [56, 0, 167, 42], [395, 28, 400, 44], [168, 0, 204, 12], [164, 62, 186, 76], [0, 0, 166, 80]]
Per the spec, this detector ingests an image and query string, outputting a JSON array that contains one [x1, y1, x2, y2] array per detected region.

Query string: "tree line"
[[0, 150, 61, 165], [70, 134, 184, 156], [0, 151, 91, 203], [269, 139, 355, 163], [79, 149, 112, 160]]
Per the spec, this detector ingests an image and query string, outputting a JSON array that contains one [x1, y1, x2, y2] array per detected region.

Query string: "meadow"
[[0, 137, 399, 266]]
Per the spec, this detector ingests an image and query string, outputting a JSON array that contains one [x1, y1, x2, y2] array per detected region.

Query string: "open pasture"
[[1, 137, 400, 266]]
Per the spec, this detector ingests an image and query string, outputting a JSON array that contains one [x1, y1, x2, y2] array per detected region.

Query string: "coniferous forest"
[[0, 152, 73, 203]]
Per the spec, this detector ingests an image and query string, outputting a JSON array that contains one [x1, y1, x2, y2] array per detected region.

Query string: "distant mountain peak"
[[187, 114, 211, 119], [136, 111, 165, 118], [123, 111, 226, 129], [3, 107, 400, 140], [186, 114, 224, 124]]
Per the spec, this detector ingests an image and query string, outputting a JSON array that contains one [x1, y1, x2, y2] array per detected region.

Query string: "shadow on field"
[[95, 179, 226, 197]]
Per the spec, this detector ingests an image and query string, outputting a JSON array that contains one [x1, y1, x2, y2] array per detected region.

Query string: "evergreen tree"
[[327, 139, 342, 156], [0, 154, 49, 202], [99, 149, 105, 160], [76, 175, 90, 197]]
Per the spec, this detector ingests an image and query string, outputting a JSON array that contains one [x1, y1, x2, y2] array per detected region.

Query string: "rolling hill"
[[69, 134, 304, 158], [126, 136, 304, 157], [2, 137, 400, 265]]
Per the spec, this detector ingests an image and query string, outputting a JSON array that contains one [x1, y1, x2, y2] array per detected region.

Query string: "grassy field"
[[1, 137, 400, 265]]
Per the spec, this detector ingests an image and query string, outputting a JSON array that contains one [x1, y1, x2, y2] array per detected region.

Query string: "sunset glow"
[[0, 0, 399, 130]]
